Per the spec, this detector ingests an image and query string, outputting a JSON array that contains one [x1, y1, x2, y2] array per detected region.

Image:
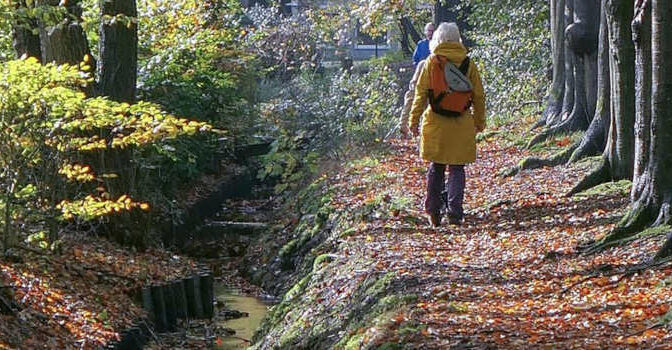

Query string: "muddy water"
[[215, 285, 274, 349]]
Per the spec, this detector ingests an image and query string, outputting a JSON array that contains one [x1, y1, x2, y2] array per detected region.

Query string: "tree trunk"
[[433, 0, 472, 46], [38, 0, 94, 67], [578, 0, 672, 257], [401, 17, 422, 45], [568, 0, 635, 196], [397, 19, 412, 56], [604, 0, 636, 179], [607, 0, 672, 253], [556, 0, 575, 126], [98, 0, 138, 102], [537, 0, 565, 129], [11, 1, 41, 60], [631, 0, 652, 201], [527, 0, 601, 148], [569, 0, 611, 163]]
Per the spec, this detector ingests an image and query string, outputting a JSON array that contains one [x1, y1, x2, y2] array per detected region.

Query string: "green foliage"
[[242, 4, 324, 80], [0, 57, 213, 249], [257, 63, 401, 193], [0, 3, 12, 61], [460, 0, 550, 125], [137, 0, 254, 126]]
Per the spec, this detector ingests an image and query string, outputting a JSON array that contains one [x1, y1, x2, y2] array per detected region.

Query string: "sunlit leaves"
[[0, 56, 212, 226], [57, 195, 150, 220]]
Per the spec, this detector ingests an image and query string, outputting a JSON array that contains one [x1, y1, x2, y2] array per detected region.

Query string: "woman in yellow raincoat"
[[409, 22, 486, 227]]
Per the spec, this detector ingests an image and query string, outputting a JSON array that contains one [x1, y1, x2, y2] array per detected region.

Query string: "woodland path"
[[324, 135, 672, 348]]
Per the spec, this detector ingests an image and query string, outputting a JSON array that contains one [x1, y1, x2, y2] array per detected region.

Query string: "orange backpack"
[[428, 55, 473, 117]]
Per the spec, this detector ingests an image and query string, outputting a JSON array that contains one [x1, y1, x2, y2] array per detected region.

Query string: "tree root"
[[568, 134, 604, 163], [579, 202, 665, 255], [500, 144, 577, 178], [654, 233, 672, 261], [526, 113, 587, 149], [566, 158, 610, 196]]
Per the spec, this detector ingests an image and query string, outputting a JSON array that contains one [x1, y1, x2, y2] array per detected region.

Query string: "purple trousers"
[[424, 163, 465, 219]]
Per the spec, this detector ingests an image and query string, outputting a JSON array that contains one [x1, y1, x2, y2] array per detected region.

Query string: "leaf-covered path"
[[280, 133, 672, 348]]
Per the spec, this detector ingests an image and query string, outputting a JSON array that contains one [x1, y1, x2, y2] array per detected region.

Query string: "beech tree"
[[568, 0, 635, 195], [592, 0, 672, 258], [528, 0, 600, 147]]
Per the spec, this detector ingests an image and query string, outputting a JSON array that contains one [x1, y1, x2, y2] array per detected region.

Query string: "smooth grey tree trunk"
[[631, 0, 652, 201], [569, 0, 611, 163], [538, 0, 566, 128], [597, 0, 672, 255], [527, 0, 601, 148], [555, 0, 575, 127], [568, 0, 635, 196], [604, 0, 636, 180], [98, 0, 138, 102]]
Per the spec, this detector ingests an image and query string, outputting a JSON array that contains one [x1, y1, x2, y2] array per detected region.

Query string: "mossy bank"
[[242, 152, 426, 349]]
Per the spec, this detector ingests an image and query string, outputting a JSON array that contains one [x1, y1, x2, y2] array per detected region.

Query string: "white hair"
[[430, 22, 462, 52]]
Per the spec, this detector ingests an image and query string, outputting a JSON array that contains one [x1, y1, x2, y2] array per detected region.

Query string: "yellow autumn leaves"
[[57, 194, 150, 220]]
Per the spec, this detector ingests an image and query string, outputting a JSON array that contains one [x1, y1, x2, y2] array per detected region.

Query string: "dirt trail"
[[330, 137, 672, 348]]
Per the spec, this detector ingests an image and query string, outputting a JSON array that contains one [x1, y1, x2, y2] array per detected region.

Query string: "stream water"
[[215, 284, 274, 349]]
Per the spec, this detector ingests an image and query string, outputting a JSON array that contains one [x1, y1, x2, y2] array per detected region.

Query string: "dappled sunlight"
[[308, 134, 672, 348], [1, 263, 118, 348]]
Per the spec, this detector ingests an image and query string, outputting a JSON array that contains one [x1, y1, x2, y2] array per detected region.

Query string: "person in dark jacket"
[[413, 23, 434, 66]]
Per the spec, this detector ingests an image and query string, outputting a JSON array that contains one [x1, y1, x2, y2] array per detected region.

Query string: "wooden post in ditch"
[[185, 276, 204, 318], [162, 283, 177, 331], [172, 280, 189, 319], [199, 272, 214, 319], [150, 285, 168, 333]]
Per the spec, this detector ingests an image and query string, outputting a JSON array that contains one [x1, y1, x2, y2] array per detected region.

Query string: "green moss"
[[397, 322, 428, 337], [378, 342, 404, 350], [277, 320, 306, 348], [339, 227, 357, 238], [476, 130, 500, 143], [349, 156, 380, 169], [285, 272, 312, 301], [366, 272, 394, 296], [279, 238, 299, 258], [575, 180, 632, 198], [341, 333, 365, 350], [636, 225, 671, 239], [313, 253, 337, 271], [378, 294, 418, 310], [527, 131, 582, 154]]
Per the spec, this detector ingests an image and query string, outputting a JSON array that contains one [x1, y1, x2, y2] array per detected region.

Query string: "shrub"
[[258, 62, 402, 193], [0, 57, 214, 250]]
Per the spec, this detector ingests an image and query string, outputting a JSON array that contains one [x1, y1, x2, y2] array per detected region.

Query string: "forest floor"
[[0, 233, 201, 349], [358, 136, 672, 348], [254, 120, 672, 348]]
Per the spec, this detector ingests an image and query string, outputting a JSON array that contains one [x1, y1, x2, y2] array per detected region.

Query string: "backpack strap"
[[458, 56, 470, 75], [459, 56, 473, 110]]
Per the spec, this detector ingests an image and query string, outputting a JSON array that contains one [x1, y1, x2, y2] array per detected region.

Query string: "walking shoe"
[[447, 215, 462, 226], [428, 211, 442, 227]]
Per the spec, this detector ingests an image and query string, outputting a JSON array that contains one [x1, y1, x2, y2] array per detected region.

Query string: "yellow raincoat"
[[408, 42, 486, 165]]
